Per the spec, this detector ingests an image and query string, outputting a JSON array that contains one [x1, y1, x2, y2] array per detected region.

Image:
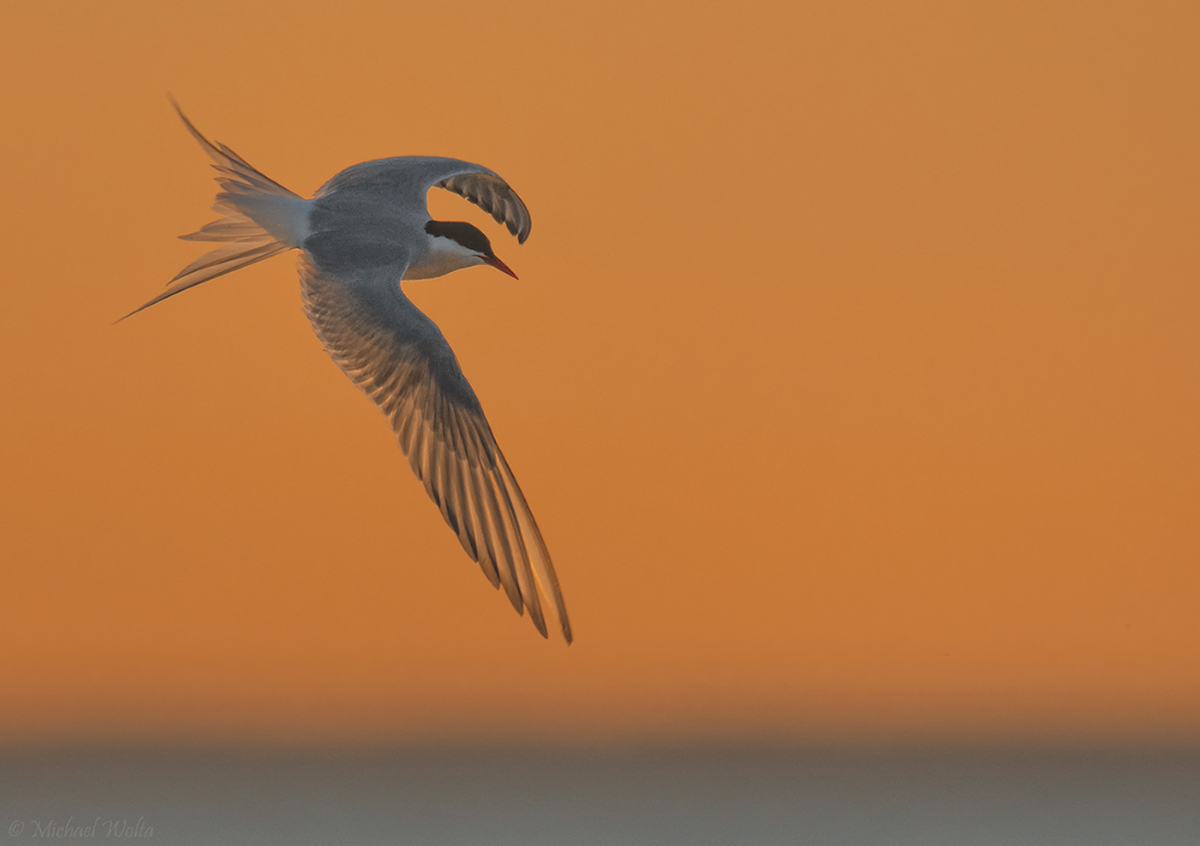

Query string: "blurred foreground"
[[1, 744, 1196, 845]]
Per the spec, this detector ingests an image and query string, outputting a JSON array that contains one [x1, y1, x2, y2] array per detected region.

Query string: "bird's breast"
[[402, 247, 468, 280]]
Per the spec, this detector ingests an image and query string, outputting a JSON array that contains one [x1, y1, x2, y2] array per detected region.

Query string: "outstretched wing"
[[314, 157, 532, 244], [299, 256, 571, 642]]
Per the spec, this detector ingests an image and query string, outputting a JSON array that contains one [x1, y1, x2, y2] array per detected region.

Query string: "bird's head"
[[423, 220, 518, 279]]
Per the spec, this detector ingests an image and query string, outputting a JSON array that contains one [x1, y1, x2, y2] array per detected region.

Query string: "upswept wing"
[[435, 172, 531, 243], [299, 257, 571, 642], [314, 157, 532, 244]]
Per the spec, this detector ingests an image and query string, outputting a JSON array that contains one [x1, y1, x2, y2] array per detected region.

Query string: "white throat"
[[403, 234, 483, 280]]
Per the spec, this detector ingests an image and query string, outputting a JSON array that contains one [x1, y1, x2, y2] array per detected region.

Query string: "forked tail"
[[120, 100, 311, 320]]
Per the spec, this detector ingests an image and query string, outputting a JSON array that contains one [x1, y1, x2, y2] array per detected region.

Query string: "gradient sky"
[[1, 0, 1197, 746]]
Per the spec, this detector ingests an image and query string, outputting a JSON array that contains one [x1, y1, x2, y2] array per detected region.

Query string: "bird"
[[125, 102, 572, 643]]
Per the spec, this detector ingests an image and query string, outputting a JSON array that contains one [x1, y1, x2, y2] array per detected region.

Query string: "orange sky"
[[1, 0, 1198, 747]]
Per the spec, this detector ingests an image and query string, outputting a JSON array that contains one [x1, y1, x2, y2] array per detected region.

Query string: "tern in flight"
[[126, 103, 572, 643]]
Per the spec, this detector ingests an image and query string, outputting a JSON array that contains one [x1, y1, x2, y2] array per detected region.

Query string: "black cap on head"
[[425, 220, 493, 256]]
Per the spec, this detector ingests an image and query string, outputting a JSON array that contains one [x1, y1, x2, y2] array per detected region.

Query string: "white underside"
[[402, 234, 483, 280]]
